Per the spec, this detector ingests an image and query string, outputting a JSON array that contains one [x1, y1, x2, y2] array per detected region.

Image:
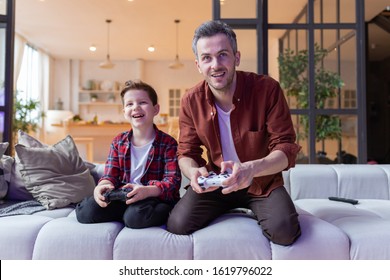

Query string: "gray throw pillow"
[[14, 135, 95, 210], [0, 142, 14, 199], [7, 130, 44, 201]]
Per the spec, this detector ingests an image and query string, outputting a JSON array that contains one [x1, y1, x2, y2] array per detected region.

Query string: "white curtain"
[[38, 51, 50, 113], [15, 35, 51, 141], [37, 51, 50, 141], [13, 33, 26, 89]]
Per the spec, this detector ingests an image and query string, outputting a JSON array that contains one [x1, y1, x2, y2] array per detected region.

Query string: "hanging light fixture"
[[99, 19, 115, 69], [169, 19, 184, 69]]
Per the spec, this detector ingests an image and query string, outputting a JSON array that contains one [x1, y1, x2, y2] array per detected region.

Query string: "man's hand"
[[189, 166, 219, 193], [220, 161, 253, 194]]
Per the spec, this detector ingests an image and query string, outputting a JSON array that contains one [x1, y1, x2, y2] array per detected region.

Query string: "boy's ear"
[[154, 104, 160, 116]]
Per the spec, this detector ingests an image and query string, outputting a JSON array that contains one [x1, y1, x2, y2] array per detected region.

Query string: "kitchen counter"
[[52, 122, 169, 162]]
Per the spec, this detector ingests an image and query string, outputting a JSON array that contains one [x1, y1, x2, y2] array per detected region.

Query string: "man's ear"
[[195, 59, 202, 73], [235, 51, 241, 67]]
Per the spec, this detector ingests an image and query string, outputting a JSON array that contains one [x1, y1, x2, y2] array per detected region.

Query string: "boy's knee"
[[123, 200, 171, 229]]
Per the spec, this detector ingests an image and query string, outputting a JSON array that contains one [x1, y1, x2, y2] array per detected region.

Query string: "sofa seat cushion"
[[32, 216, 124, 259], [192, 213, 272, 260], [295, 199, 390, 259], [32, 206, 76, 219], [272, 208, 350, 260], [294, 199, 390, 221], [0, 215, 53, 259], [113, 226, 193, 260]]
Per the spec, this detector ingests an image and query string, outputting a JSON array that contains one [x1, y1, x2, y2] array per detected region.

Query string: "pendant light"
[[99, 19, 115, 69], [169, 19, 184, 69]]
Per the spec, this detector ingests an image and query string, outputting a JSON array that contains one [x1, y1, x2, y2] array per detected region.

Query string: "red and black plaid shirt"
[[99, 125, 181, 203]]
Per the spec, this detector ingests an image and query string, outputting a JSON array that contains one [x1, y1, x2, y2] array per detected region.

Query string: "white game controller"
[[197, 171, 231, 190]]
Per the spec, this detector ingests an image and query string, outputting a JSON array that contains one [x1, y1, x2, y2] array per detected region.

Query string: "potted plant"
[[278, 44, 344, 158], [12, 91, 44, 147]]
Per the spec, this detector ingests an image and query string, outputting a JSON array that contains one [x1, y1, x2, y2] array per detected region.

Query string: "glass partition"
[[235, 29, 257, 73], [268, 0, 307, 23], [220, 0, 256, 18], [314, 0, 356, 23], [214, 0, 365, 163], [0, 27, 5, 107], [0, 0, 6, 15]]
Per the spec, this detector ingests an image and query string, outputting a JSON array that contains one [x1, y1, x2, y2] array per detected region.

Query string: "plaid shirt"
[[100, 125, 181, 203]]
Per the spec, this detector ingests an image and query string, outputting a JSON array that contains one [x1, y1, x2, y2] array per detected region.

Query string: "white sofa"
[[1, 164, 390, 260]]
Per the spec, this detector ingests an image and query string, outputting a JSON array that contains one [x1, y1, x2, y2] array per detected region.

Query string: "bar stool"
[[73, 137, 94, 162]]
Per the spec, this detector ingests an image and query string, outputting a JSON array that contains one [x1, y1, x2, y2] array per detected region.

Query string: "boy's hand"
[[124, 183, 161, 205], [94, 183, 114, 207]]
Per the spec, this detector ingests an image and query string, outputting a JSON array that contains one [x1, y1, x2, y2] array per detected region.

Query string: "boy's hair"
[[192, 20, 238, 59], [120, 80, 158, 106]]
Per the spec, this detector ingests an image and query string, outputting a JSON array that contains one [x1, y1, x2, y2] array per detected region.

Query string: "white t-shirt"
[[215, 104, 240, 164], [130, 139, 154, 184]]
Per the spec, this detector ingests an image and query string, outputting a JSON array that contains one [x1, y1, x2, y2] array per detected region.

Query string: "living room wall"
[[50, 57, 257, 123]]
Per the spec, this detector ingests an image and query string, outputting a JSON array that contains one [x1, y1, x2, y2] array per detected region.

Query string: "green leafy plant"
[[13, 91, 42, 134], [278, 44, 344, 143]]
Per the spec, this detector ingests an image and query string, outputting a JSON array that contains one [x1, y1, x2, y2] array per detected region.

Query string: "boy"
[[76, 80, 181, 228]]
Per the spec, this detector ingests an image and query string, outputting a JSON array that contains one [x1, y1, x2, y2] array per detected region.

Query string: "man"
[[167, 20, 301, 245]]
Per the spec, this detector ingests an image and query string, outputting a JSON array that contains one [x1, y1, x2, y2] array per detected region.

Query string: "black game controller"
[[103, 187, 133, 203]]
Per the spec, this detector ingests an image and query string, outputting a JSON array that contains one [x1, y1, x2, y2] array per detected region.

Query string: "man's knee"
[[262, 215, 301, 246], [166, 211, 193, 235]]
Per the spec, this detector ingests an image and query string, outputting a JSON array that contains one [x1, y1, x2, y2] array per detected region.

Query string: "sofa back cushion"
[[284, 164, 390, 201]]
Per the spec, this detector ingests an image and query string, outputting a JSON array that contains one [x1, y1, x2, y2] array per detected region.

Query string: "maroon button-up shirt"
[[178, 71, 300, 197]]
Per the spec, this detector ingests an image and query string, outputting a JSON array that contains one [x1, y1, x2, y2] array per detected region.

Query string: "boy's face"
[[122, 89, 160, 129]]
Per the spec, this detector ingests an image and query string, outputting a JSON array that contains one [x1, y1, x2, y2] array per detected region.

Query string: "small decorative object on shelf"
[[108, 93, 116, 103], [85, 79, 96, 90], [100, 80, 113, 91], [90, 93, 98, 102], [92, 113, 98, 125], [55, 98, 63, 110]]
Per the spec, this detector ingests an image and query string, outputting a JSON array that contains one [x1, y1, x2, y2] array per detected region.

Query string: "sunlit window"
[[16, 44, 40, 121]]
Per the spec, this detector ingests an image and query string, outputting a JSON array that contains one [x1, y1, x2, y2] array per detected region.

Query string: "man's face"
[[195, 34, 240, 93]]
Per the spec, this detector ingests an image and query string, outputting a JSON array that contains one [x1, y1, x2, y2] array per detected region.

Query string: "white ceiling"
[[15, 0, 390, 62]]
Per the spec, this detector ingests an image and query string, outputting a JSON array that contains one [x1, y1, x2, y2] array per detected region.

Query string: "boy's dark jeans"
[[76, 196, 172, 229]]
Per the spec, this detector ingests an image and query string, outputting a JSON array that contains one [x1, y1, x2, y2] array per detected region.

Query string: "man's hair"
[[192, 20, 238, 59], [120, 80, 158, 105]]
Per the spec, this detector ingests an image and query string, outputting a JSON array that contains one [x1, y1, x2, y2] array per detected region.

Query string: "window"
[[17, 44, 39, 102], [213, 0, 366, 163], [168, 88, 181, 117]]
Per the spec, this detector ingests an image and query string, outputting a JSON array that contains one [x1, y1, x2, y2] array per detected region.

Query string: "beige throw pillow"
[[14, 135, 95, 210]]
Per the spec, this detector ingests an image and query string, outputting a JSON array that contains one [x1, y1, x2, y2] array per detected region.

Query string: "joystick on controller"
[[197, 171, 231, 190], [103, 187, 133, 203]]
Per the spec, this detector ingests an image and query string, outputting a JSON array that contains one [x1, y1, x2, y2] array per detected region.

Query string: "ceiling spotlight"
[[148, 45, 155, 52], [89, 45, 97, 52]]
